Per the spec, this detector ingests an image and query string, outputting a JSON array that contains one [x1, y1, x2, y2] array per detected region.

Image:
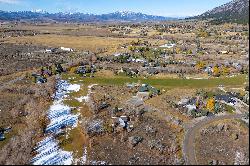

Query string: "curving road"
[[183, 114, 246, 165]]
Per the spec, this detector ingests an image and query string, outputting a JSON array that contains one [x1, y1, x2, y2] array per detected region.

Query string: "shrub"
[[103, 121, 113, 134]]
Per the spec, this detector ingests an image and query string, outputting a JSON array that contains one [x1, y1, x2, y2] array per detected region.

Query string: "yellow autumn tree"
[[31, 75, 37, 83], [239, 90, 246, 98], [222, 66, 230, 75], [69, 66, 77, 73], [128, 45, 135, 51], [206, 97, 215, 112], [51, 65, 57, 75], [186, 49, 193, 55], [213, 66, 220, 77], [175, 47, 181, 54], [198, 30, 209, 38], [196, 99, 200, 109], [196, 61, 205, 70]]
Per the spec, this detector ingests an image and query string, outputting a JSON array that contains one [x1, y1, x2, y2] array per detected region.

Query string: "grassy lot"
[[5, 34, 133, 52], [224, 104, 236, 113], [58, 126, 88, 159], [5, 34, 135, 53], [4, 34, 167, 54], [62, 73, 247, 89]]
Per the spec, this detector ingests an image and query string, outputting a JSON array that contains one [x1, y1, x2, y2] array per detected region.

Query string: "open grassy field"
[[4, 24, 78, 33], [4, 32, 168, 54], [1, 23, 108, 34], [4, 34, 135, 53], [62, 73, 247, 89]]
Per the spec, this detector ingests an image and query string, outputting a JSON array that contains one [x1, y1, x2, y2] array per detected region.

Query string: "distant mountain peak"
[[115, 10, 135, 14], [31, 9, 47, 14]]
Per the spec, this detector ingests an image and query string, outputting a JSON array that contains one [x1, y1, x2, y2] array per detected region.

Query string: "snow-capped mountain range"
[[0, 10, 179, 22]]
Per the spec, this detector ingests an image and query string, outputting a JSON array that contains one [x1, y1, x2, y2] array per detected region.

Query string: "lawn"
[[58, 126, 88, 159], [224, 104, 235, 113], [62, 73, 247, 89]]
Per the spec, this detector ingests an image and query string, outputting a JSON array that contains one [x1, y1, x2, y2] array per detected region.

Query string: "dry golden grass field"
[[4, 34, 134, 53], [2, 23, 97, 33], [4, 34, 167, 54]]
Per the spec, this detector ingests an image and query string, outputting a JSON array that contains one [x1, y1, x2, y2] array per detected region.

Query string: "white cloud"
[[0, 0, 20, 4]]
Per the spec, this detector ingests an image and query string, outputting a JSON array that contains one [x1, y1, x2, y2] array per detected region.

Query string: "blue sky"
[[0, 0, 232, 17]]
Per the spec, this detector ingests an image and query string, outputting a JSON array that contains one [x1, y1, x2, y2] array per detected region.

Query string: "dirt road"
[[183, 114, 246, 165]]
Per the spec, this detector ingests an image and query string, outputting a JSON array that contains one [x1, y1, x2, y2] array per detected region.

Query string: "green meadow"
[[62, 73, 247, 89]]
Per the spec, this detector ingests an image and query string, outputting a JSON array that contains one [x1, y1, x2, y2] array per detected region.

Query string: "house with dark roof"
[[138, 84, 160, 96], [215, 94, 236, 105]]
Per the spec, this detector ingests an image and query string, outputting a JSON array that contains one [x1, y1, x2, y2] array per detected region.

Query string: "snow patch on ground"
[[76, 96, 89, 102], [31, 137, 73, 165], [67, 84, 81, 92], [31, 80, 81, 165], [75, 84, 98, 103], [81, 147, 87, 164], [89, 160, 107, 165], [72, 146, 88, 165]]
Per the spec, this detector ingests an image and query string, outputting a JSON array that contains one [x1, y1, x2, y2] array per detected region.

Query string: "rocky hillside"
[[193, 0, 249, 24]]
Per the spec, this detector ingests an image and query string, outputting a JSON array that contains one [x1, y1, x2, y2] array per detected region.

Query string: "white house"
[[131, 58, 146, 63], [114, 53, 121, 57], [45, 49, 52, 53], [135, 58, 146, 63], [60, 47, 73, 52], [185, 104, 196, 111], [220, 51, 228, 54], [159, 43, 176, 49]]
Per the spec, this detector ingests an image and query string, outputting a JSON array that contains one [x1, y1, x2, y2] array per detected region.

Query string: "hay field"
[[5, 34, 135, 53]]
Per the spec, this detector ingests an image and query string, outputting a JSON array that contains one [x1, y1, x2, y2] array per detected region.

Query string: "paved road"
[[183, 114, 245, 165]]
